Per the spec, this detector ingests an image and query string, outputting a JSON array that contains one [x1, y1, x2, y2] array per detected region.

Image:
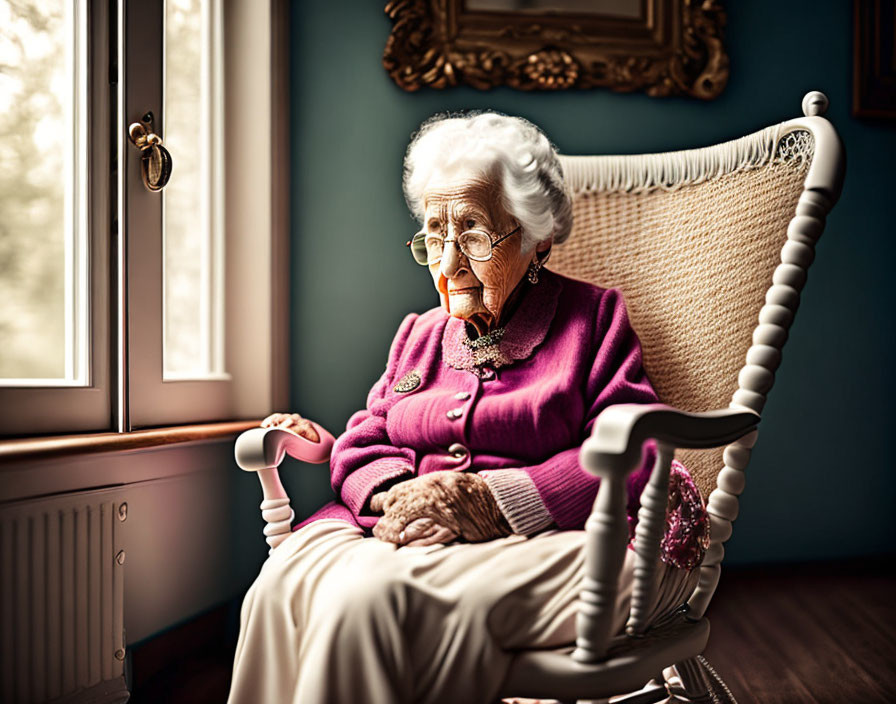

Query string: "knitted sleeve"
[[480, 289, 659, 533], [329, 313, 419, 528]]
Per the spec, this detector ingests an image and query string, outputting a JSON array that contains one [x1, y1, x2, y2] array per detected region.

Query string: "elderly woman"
[[227, 113, 708, 704]]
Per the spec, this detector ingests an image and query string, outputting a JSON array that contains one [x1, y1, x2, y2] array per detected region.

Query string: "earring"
[[527, 258, 542, 284]]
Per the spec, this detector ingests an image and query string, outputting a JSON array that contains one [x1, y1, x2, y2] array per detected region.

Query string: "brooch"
[[393, 370, 422, 393]]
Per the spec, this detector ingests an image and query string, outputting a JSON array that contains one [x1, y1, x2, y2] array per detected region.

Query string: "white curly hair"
[[403, 112, 573, 251]]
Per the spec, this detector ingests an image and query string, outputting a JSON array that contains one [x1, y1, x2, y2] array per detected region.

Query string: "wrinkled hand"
[[370, 471, 511, 546], [260, 412, 320, 443], [382, 516, 459, 548]]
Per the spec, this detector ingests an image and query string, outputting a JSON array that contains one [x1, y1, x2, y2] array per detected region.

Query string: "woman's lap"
[[228, 519, 697, 704]]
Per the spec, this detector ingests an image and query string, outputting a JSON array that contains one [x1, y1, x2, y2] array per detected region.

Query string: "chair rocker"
[[234, 91, 845, 703]]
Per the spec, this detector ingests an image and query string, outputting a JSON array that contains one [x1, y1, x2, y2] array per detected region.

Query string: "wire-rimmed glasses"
[[406, 224, 522, 266]]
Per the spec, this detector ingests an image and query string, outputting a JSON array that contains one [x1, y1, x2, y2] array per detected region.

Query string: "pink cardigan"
[[299, 269, 706, 567]]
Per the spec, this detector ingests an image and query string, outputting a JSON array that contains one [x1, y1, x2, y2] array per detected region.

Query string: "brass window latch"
[[127, 111, 172, 192]]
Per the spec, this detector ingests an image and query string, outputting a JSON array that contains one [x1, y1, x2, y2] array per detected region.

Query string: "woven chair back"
[[554, 130, 813, 496]]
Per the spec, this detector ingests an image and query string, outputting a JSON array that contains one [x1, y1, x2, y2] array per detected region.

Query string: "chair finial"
[[802, 91, 829, 117]]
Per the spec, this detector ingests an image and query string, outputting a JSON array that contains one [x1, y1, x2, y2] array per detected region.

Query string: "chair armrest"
[[581, 403, 760, 478], [234, 422, 336, 553], [234, 422, 335, 472], [572, 404, 759, 663]]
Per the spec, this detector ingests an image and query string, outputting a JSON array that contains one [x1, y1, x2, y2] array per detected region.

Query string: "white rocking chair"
[[234, 91, 845, 703]]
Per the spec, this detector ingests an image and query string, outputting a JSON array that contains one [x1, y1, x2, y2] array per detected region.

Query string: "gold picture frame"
[[383, 0, 728, 98]]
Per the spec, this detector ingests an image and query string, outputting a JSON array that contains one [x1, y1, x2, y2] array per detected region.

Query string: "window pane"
[[163, 0, 226, 380], [0, 0, 86, 385]]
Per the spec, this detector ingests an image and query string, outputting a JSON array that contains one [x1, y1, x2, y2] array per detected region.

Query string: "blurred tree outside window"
[[164, 0, 225, 380], [0, 0, 82, 382]]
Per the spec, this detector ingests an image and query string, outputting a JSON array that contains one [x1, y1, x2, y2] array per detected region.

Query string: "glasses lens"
[[424, 234, 445, 263], [459, 230, 491, 260], [410, 234, 430, 265]]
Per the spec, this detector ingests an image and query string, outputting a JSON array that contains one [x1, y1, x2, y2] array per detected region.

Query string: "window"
[[162, 0, 226, 381], [0, 0, 111, 436], [0, 0, 288, 437], [0, 1, 88, 386]]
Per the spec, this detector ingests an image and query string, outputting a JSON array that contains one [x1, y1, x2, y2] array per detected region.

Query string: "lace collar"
[[442, 269, 562, 376]]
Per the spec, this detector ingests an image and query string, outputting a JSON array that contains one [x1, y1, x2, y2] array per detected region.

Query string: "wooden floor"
[[128, 559, 896, 703], [702, 559, 896, 703]]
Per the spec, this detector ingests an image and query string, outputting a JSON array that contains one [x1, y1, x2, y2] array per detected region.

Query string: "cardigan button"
[[448, 443, 469, 459], [454, 391, 471, 401], [446, 408, 463, 420]]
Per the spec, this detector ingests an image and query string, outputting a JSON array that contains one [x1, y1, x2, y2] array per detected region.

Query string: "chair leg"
[[663, 657, 737, 704]]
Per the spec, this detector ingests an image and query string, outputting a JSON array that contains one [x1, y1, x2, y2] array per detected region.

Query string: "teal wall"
[[287, 0, 896, 565]]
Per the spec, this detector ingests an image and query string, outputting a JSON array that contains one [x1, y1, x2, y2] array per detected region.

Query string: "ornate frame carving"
[[383, 0, 728, 98]]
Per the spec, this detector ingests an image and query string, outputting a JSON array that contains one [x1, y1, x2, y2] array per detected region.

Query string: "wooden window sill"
[[0, 421, 260, 464]]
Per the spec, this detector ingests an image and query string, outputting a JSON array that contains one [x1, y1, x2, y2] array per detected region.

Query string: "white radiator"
[[0, 488, 128, 704]]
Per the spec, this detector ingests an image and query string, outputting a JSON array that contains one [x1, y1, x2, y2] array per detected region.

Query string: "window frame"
[[121, 0, 232, 428], [123, 0, 289, 430]]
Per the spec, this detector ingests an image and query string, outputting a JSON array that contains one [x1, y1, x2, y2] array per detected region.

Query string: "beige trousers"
[[227, 520, 697, 704]]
